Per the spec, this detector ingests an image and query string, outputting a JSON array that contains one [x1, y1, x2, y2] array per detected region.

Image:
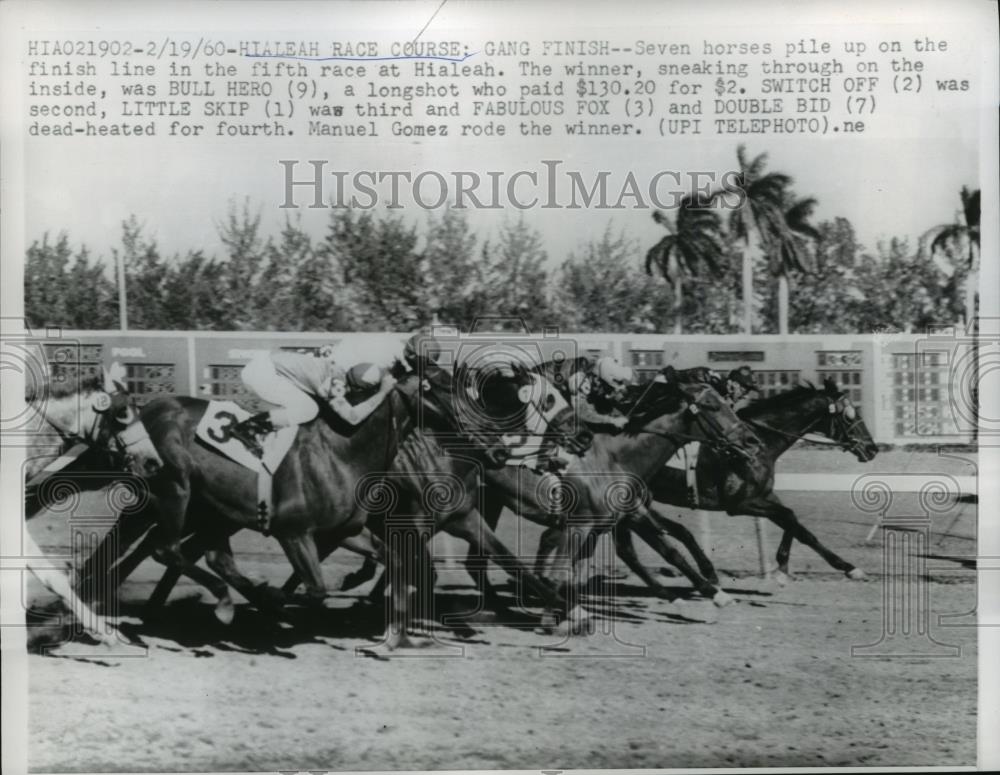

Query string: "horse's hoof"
[[846, 567, 867, 581], [341, 570, 375, 591], [772, 569, 792, 586], [214, 597, 235, 625], [712, 590, 735, 608]]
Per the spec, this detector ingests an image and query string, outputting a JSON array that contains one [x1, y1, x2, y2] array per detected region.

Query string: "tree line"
[[24, 148, 978, 336]]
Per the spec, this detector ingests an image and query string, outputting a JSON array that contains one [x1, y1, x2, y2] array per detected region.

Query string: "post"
[[755, 516, 769, 577], [742, 248, 753, 336], [116, 250, 128, 331], [697, 510, 711, 562]]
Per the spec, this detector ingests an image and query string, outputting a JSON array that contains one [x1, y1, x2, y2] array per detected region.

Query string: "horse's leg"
[[275, 531, 330, 603], [611, 516, 672, 597], [646, 504, 720, 585], [627, 509, 731, 606], [279, 527, 384, 594], [534, 525, 563, 578], [77, 509, 157, 598], [464, 489, 508, 610], [448, 511, 566, 617], [202, 530, 286, 614], [741, 493, 864, 580], [774, 529, 796, 583], [337, 529, 385, 592], [147, 483, 234, 623]]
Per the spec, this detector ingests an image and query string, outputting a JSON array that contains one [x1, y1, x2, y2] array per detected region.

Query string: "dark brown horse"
[[480, 377, 765, 618], [85, 360, 580, 647], [638, 378, 879, 582], [533, 378, 879, 587]]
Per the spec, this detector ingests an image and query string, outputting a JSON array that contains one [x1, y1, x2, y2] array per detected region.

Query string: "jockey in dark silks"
[[723, 366, 759, 411]]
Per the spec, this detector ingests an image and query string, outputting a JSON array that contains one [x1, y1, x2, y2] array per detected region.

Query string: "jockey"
[[594, 356, 635, 403], [565, 369, 628, 429], [725, 366, 759, 411], [232, 345, 396, 454]]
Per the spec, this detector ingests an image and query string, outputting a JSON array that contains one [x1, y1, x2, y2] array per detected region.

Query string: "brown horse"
[[531, 378, 879, 588], [638, 378, 879, 582], [481, 377, 765, 617], [87, 360, 579, 647]]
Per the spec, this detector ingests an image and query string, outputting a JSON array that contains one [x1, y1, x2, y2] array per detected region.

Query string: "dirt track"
[[25, 471, 978, 771], [27, 574, 976, 771]]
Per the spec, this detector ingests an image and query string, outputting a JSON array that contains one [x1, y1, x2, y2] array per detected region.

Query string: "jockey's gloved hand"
[[563, 428, 593, 455]]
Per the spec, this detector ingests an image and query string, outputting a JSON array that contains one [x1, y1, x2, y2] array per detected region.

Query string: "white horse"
[[23, 363, 161, 651]]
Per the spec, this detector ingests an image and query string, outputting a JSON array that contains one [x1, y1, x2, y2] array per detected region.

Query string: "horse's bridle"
[[623, 384, 757, 461], [745, 397, 869, 457]]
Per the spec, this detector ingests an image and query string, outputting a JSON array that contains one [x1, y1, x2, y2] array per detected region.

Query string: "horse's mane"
[[618, 379, 684, 428], [738, 382, 835, 418]]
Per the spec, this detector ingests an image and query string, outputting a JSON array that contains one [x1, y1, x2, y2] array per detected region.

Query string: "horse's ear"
[[659, 365, 677, 383], [823, 378, 841, 395]]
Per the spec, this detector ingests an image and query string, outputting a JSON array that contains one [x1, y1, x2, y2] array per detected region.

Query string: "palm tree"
[[644, 194, 725, 334], [771, 196, 820, 334], [924, 186, 980, 329], [722, 145, 794, 334]]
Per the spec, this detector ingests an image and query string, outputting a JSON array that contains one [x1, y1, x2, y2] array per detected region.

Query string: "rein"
[[745, 412, 860, 449]]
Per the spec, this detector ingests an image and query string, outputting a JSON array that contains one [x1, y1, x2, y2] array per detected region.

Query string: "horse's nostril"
[[143, 459, 161, 475]]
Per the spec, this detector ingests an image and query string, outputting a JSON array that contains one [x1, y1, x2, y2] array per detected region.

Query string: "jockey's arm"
[[572, 396, 628, 428], [328, 374, 396, 426]]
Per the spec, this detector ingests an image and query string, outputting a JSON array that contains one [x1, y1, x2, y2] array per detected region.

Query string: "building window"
[[630, 350, 664, 367], [753, 370, 800, 398]]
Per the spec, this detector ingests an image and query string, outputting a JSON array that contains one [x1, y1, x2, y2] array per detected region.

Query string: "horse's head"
[[821, 379, 879, 462], [629, 370, 763, 465], [30, 363, 164, 479]]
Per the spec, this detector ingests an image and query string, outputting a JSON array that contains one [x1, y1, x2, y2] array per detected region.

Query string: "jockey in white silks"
[[565, 356, 634, 429], [232, 345, 396, 453]]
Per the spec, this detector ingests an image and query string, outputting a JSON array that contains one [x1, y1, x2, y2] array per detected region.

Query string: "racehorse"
[[637, 378, 879, 582], [24, 367, 159, 646], [84, 359, 577, 648], [480, 375, 766, 615], [531, 377, 879, 587]]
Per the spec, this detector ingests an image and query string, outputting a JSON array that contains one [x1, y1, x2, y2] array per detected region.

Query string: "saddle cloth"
[[195, 401, 298, 532]]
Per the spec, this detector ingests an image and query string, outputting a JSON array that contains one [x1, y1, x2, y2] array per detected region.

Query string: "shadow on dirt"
[[25, 571, 774, 658]]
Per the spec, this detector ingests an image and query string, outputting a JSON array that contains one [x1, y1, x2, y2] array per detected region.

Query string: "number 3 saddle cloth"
[[195, 400, 298, 534]]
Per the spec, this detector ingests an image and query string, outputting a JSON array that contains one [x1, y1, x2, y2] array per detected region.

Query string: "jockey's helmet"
[[345, 362, 383, 393], [727, 366, 757, 391], [403, 329, 443, 368], [596, 356, 634, 388]]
